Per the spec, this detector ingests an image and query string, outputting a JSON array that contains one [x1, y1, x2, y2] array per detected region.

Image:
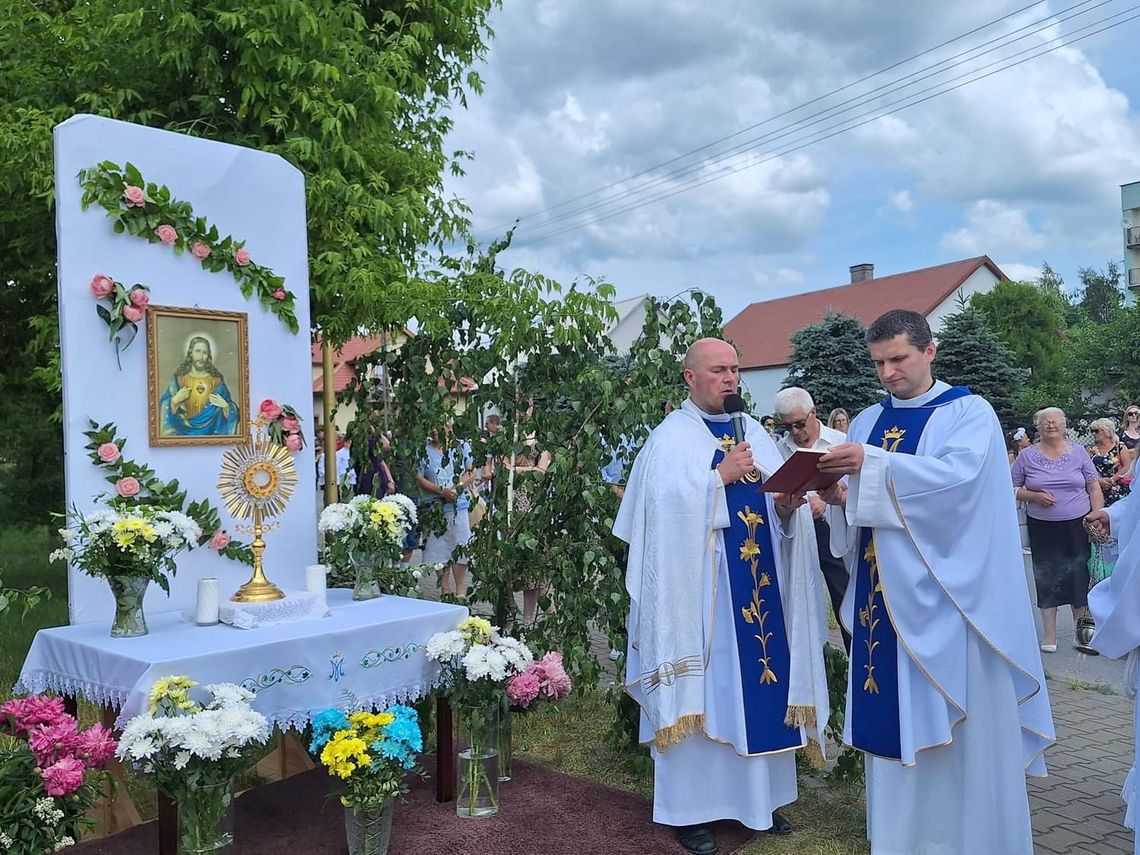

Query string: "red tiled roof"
[[310, 333, 478, 396], [312, 363, 357, 394], [310, 333, 390, 366], [724, 256, 1006, 369]]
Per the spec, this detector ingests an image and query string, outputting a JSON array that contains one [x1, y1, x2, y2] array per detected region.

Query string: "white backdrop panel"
[[55, 114, 317, 625]]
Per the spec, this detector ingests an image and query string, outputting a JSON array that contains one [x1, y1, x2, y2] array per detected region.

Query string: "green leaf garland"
[[78, 161, 300, 334], [81, 419, 254, 567]]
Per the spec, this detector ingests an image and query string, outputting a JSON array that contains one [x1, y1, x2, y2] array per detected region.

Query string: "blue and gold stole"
[[705, 420, 802, 755], [849, 386, 971, 760]]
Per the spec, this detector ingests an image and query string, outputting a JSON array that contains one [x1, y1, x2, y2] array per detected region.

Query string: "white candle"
[[305, 564, 327, 595], [196, 578, 220, 625]]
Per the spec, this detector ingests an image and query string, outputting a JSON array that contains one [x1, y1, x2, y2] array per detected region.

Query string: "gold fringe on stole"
[[653, 713, 705, 752], [783, 704, 817, 729]]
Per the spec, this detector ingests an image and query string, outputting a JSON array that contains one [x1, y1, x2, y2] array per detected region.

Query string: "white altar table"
[[15, 590, 466, 728]]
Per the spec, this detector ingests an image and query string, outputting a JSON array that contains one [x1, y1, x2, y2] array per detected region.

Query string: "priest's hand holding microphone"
[[719, 393, 806, 521]]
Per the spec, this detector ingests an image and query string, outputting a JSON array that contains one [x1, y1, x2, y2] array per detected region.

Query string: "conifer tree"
[[934, 304, 1026, 427], [781, 312, 882, 416]]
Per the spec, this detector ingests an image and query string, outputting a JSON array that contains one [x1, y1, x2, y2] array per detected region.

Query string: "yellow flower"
[[147, 675, 198, 715], [348, 711, 394, 730], [759, 572, 771, 587], [320, 731, 371, 780], [458, 616, 493, 643], [736, 508, 765, 526], [739, 539, 760, 561]]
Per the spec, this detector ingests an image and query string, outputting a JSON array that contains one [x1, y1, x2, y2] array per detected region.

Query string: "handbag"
[[467, 494, 488, 529]]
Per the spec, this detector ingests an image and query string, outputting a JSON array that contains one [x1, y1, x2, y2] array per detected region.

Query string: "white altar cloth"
[[14, 591, 467, 729]]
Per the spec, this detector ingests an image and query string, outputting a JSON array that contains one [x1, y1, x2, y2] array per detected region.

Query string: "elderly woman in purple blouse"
[[1011, 407, 1104, 653]]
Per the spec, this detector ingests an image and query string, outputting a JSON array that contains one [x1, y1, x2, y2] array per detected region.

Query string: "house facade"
[[723, 256, 1008, 415]]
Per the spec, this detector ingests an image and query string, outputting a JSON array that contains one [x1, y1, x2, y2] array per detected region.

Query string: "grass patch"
[[0, 525, 68, 694], [1068, 679, 1118, 695], [514, 689, 869, 855]]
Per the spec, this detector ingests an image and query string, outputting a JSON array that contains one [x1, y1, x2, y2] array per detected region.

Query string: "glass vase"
[[351, 552, 382, 601], [108, 575, 150, 638], [498, 709, 513, 782], [344, 801, 393, 855], [176, 779, 234, 854], [457, 702, 500, 818]]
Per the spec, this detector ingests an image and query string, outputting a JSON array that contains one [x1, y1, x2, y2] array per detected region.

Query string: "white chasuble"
[[1089, 488, 1140, 854], [829, 381, 1055, 855], [615, 399, 829, 830]]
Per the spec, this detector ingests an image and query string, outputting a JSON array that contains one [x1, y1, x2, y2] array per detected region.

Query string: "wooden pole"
[[322, 338, 338, 505]]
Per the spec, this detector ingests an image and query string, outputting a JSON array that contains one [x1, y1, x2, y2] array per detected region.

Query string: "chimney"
[[850, 263, 874, 283]]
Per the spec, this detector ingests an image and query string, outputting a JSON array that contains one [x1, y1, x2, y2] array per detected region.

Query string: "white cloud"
[[751, 266, 807, 288], [941, 200, 1047, 256], [886, 190, 914, 214], [996, 262, 1044, 283]]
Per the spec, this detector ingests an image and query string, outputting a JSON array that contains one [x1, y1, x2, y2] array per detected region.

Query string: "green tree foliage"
[[780, 312, 882, 415], [1076, 261, 1125, 326], [0, 0, 497, 521], [933, 304, 1026, 426], [970, 279, 1068, 390], [1065, 302, 1140, 415]]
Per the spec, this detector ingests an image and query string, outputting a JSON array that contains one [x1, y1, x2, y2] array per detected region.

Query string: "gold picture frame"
[[146, 305, 249, 447]]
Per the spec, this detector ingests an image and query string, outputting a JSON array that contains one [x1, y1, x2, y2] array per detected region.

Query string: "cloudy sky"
[[442, 0, 1140, 322]]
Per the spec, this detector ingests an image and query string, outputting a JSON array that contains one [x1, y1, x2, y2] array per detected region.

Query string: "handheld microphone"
[[723, 393, 747, 446]]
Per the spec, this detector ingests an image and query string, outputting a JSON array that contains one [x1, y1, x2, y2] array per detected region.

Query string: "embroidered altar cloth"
[[14, 590, 467, 729]]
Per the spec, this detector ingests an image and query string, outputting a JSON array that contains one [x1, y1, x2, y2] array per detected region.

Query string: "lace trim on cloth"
[[266, 679, 443, 731], [11, 670, 130, 708]]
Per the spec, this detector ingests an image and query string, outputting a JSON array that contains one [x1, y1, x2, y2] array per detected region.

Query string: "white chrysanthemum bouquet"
[[117, 677, 270, 852], [50, 505, 202, 594], [426, 617, 533, 711], [318, 493, 418, 596]]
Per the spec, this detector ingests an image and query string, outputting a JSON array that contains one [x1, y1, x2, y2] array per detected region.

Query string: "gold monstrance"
[[217, 417, 298, 602]]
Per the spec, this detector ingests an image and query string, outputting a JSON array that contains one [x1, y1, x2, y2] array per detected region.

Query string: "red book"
[[759, 448, 843, 494]]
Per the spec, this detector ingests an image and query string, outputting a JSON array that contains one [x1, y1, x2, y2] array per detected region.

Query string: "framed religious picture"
[[146, 306, 250, 446]]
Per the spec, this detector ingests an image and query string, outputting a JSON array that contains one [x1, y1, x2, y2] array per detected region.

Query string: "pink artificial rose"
[[115, 477, 141, 498], [209, 530, 231, 551], [123, 185, 146, 207], [41, 756, 87, 798], [154, 224, 178, 245], [506, 669, 542, 709], [0, 696, 66, 736], [272, 288, 286, 301], [259, 399, 283, 421], [74, 723, 118, 768], [191, 241, 211, 260], [129, 287, 149, 309], [90, 274, 114, 299], [284, 432, 303, 452], [28, 718, 80, 766], [281, 416, 300, 432], [122, 305, 144, 323], [97, 442, 121, 464], [233, 246, 251, 267]]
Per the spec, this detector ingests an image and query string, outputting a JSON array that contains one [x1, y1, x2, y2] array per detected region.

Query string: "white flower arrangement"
[[425, 617, 533, 711], [50, 504, 203, 593], [319, 492, 418, 593]]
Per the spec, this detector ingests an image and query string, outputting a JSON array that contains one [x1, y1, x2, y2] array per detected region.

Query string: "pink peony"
[[281, 416, 300, 432], [41, 756, 87, 798], [154, 224, 178, 245], [122, 305, 144, 324], [259, 399, 282, 421], [74, 724, 118, 768], [129, 287, 149, 308], [90, 274, 114, 299], [97, 442, 121, 464], [539, 651, 572, 699], [506, 670, 542, 709], [190, 241, 211, 260], [284, 433, 303, 452], [28, 718, 79, 766], [115, 477, 141, 498], [233, 246, 251, 267], [1, 696, 66, 735], [272, 288, 286, 301], [209, 530, 231, 551], [123, 185, 146, 207]]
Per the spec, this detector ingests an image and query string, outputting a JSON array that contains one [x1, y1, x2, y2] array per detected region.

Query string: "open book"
[[759, 448, 843, 494]]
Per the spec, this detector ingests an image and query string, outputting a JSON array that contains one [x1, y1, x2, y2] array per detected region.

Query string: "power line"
[[513, 7, 1140, 247], [473, 0, 1059, 240], [510, 0, 1114, 236]]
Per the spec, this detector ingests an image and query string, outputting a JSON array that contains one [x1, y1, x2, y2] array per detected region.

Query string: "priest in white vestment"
[[1088, 491, 1140, 854], [615, 338, 830, 855], [818, 310, 1055, 855]]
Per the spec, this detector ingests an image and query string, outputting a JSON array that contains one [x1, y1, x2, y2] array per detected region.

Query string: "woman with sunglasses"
[[1089, 418, 1131, 507], [1119, 405, 1140, 450]]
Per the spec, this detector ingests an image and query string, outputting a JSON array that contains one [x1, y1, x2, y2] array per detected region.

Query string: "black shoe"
[[676, 825, 718, 855], [766, 810, 793, 835]]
